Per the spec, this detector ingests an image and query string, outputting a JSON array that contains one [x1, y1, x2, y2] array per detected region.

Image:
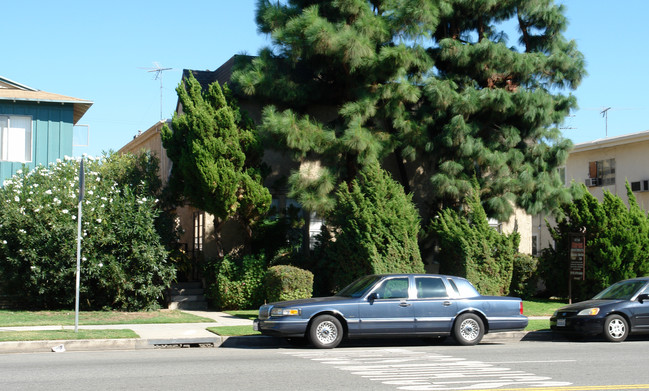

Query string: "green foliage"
[[510, 253, 539, 299], [430, 188, 519, 296], [0, 153, 175, 310], [233, 0, 585, 225], [264, 265, 313, 303], [161, 73, 271, 251], [314, 165, 424, 294], [538, 183, 649, 300], [206, 254, 267, 310], [250, 204, 305, 267]]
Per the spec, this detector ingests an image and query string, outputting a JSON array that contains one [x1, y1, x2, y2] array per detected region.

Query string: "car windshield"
[[336, 275, 382, 298], [592, 280, 647, 300]]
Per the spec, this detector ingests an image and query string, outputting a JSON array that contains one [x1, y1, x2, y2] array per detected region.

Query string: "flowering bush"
[[0, 153, 175, 310]]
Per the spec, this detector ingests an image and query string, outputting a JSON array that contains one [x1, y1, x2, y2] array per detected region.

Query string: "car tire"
[[453, 313, 484, 346], [309, 315, 343, 349], [603, 314, 628, 342]]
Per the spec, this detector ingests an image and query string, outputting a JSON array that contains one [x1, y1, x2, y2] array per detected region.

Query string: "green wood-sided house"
[[0, 76, 92, 183]]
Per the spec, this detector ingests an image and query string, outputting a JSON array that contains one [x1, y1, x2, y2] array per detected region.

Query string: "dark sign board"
[[569, 233, 585, 280]]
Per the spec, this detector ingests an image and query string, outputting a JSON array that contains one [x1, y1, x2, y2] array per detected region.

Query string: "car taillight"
[[519, 301, 524, 315]]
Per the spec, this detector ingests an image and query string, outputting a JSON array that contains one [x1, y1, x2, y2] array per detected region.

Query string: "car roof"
[[370, 273, 467, 280]]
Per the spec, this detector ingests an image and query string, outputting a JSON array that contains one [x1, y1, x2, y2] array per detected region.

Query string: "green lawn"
[[0, 329, 138, 342], [523, 299, 567, 317], [0, 310, 214, 327]]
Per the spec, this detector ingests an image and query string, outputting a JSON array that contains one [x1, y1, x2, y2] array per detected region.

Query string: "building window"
[[193, 211, 205, 253], [309, 212, 324, 250], [0, 115, 32, 162], [532, 234, 538, 257], [587, 159, 615, 186]]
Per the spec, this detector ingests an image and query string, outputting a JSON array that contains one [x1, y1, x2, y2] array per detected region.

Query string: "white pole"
[[75, 158, 85, 333]]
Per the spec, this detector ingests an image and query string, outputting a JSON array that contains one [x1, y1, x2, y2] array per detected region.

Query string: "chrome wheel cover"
[[460, 318, 480, 341], [315, 320, 338, 345], [608, 318, 626, 339]]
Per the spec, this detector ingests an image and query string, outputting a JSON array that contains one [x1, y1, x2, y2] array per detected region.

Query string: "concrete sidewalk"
[[0, 313, 553, 354], [0, 310, 254, 354]]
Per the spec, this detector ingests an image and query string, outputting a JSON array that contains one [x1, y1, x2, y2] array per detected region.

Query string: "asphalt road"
[[2, 338, 649, 390]]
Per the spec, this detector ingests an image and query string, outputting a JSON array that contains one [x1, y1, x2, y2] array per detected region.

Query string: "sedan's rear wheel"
[[309, 315, 343, 349], [603, 314, 628, 342], [453, 313, 484, 346]]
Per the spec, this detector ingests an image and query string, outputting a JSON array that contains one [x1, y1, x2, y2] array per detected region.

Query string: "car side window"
[[450, 278, 480, 297], [375, 278, 409, 299], [415, 277, 449, 298]]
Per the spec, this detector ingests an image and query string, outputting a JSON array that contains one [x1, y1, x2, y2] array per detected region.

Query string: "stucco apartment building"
[[533, 130, 649, 254]]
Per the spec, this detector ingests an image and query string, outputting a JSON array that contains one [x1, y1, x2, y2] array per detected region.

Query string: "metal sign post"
[[75, 157, 85, 333]]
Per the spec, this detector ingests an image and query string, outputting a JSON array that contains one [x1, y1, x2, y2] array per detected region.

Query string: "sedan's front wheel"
[[309, 315, 343, 349], [453, 313, 484, 346], [603, 314, 628, 342]]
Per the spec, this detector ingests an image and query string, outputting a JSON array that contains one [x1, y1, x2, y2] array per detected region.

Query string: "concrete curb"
[[0, 330, 556, 354]]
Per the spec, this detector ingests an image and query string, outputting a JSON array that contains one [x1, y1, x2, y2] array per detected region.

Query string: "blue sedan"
[[550, 277, 649, 342], [253, 274, 528, 348]]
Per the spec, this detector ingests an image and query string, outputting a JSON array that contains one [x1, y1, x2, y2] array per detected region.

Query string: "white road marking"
[[283, 348, 572, 390]]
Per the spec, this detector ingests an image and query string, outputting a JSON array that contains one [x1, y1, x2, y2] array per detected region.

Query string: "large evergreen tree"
[[232, 0, 585, 223], [161, 74, 271, 256]]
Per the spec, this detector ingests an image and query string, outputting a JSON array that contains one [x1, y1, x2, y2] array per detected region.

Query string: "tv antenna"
[[140, 62, 173, 120], [600, 107, 611, 137]]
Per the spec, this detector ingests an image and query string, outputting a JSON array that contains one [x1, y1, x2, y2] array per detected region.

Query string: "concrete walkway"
[[0, 312, 553, 354], [0, 310, 253, 354]]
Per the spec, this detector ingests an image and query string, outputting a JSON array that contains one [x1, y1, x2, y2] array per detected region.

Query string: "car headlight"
[[577, 308, 600, 316], [270, 307, 301, 317]]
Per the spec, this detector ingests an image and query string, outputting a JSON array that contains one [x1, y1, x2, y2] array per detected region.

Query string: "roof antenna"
[[600, 107, 611, 137], [140, 62, 173, 120]]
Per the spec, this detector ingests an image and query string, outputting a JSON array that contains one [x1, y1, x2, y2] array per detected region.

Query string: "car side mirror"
[[638, 293, 649, 304], [368, 292, 380, 302]]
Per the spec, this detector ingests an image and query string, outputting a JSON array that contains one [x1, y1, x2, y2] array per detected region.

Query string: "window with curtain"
[[0, 115, 32, 162]]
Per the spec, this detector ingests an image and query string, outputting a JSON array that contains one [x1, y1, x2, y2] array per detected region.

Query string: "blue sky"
[[2, 1, 648, 157]]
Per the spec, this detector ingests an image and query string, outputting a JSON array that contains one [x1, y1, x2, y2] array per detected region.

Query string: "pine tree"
[[161, 74, 271, 256], [232, 0, 585, 223]]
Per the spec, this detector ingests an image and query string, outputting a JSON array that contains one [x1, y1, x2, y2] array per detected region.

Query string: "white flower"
[[2, 240, 6, 245], [72, 215, 76, 220], [62, 209, 69, 214], [98, 262, 103, 267], [26, 198, 31, 202], [16, 170, 22, 175], [88, 190, 94, 195], [14, 196, 19, 202], [34, 208, 40, 213], [30, 266, 36, 270], [96, 218, 102, 223], [45, 190, 52, 195], [18, 229, 26, 234]]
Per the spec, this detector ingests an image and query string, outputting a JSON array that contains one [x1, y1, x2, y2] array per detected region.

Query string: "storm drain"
[[154, 342, 215, 349]]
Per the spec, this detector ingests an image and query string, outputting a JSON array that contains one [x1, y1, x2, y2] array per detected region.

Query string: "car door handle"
[[443, 301, 452, 307], [400, 302, 411, 307]]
